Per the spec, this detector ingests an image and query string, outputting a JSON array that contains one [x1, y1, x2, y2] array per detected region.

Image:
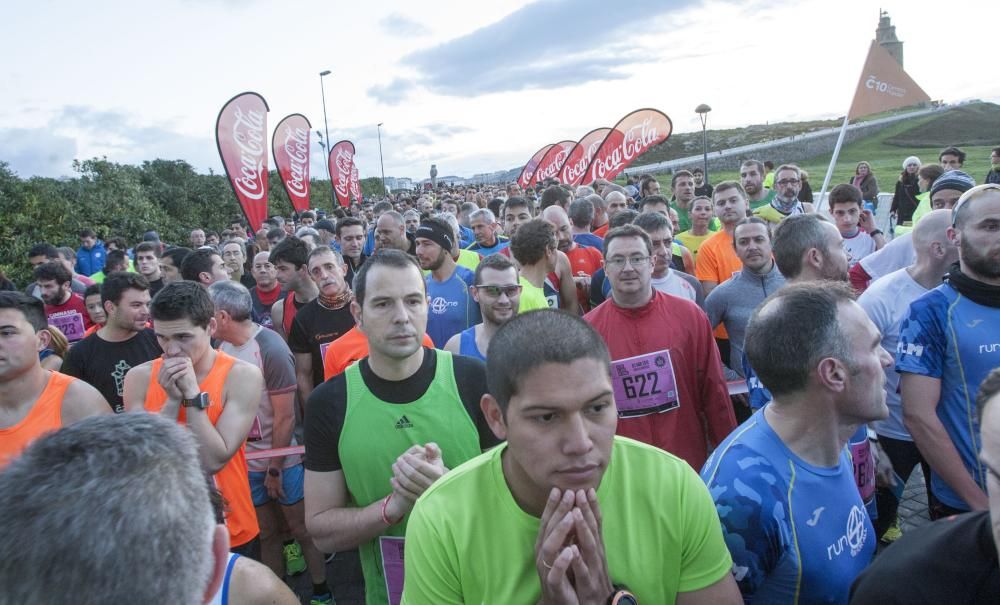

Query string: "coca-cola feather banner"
[[216, 91, 270, 231], [528, 140, 576, 188], [559, 127, 612, 187], [271, 114, 312, 214], [350, 165, 363, 204], [516, 143, 555, 190], [582, 109, 672, 185], [328, 140, 355, 208]]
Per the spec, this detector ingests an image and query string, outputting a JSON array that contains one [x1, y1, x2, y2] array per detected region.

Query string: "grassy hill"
[[647, 102, 998, 194]]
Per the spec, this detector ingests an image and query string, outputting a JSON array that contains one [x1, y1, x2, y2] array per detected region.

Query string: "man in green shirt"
[[303, 249, 499, 605], [740, 159, 776, 211], [403, 310, 741, 605]]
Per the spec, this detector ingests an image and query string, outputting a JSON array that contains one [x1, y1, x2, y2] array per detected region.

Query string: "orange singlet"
[[0, 372, 74, 469], [144, 352, 259, 547]]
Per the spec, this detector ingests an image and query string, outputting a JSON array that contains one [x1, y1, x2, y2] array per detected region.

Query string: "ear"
[[201, 524, 230, 604], [816, 357, 847, 394], [207, 316, 218, 338], [36, 328, 52, 352], [805, 247, 823, 273], [471, 287, 481, 304], [946, 225, 960, 247], [481, 394, 508, 441], [350, 299, 363, 327], [103, 299, 115, 316]]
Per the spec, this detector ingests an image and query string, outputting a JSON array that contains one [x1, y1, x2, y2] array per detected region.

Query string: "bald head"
[[912, 209, 953, 254], [605, 191, 629, 219], [542, 205, 574, 252]]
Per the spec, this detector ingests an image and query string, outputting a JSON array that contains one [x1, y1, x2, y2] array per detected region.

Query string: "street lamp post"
[[377, 122, 386, 197], [319, 70, 333, 198], [695, 103, 712, 184]]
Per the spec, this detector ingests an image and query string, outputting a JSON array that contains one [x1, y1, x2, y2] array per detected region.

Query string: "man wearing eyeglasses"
[[585, 224, 736, 469], [444, 254, 521, 361], [753, 164, 815, 225]]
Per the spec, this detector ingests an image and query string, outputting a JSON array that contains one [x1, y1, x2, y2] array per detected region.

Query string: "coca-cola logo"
[[334, 149, 352, 198], [282, 126, 309, 198], [536, 149, 569, 181], [232, 106, 267, 201], [589, 118, 659, 182], [564, 139, 603, 184]]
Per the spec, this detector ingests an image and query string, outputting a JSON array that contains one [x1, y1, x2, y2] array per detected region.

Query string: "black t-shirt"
[[148, 277, 164, 297], [61, 328, 163, 413], [239, 272, 257, 290], [850, 511, 1000, 604], [304, 348, 499, 472], [287, 299, 355, 387]]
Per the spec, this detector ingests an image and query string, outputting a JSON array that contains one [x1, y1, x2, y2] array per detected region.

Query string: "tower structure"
[[876, 10, 904, 68]]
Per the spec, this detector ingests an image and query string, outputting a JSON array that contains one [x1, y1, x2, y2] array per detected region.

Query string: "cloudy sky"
[[2, 0, 997, 182]]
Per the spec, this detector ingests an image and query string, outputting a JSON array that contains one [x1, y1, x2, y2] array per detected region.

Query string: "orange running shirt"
[[323, 326, 435, 380], [144, 352, 259, 547], [0, 372, 75, 468], [695, 230, 742, 339]]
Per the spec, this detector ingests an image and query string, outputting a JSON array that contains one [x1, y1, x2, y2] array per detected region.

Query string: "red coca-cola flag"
[[216, 91, 270, 231], [528, 140, 576, 188], [516, 143, 555, 190], [582, 109, 672, 185], [329, 140, 355, 208], [350, 165, 363, 204], [559, 127, 612, 187], [271, 114, 312, 214]]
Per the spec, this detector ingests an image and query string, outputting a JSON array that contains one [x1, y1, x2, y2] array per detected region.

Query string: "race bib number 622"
[[610, 349, 680, 418]]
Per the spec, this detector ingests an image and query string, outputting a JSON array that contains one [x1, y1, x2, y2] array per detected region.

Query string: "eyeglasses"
[[776, 179, 800, 186], [952, 184, 1000, 226], [475, 284, 522, 298], [606, 255, 652, 270]]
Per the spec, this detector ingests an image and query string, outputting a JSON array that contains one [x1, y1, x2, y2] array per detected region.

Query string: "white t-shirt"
[[841, 229, 877, 268], [856, 267, 927, 440], [651, 269, 698, 302], [858, 232, 915, 282]]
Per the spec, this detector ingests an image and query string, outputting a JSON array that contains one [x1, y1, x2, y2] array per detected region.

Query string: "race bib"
[[319, 341, 332, 362], [849, 439, 876, 503], [247, 415, 263, 441], [379, 536, 405, 605], [610, 349, 680, 417], [49, 311, 85, 342]]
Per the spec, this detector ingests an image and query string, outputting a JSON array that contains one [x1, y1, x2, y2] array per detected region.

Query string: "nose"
[[562, 412, 594, 456], [879, 346, 893, 369]]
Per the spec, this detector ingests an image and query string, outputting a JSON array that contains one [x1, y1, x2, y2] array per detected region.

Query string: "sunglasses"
[[952, 184, 1000, 226], [474, 285, 522, 298]]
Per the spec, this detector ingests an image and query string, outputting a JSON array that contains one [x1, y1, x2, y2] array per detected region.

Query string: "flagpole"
[[817, 112, 851, 209]]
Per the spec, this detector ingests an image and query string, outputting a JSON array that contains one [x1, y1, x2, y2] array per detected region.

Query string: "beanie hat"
[[930, 170, 976, 197], [414, 221, 454, 252], [902, 156, 921, 170]]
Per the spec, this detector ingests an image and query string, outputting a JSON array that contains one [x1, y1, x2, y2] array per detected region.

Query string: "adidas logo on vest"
[[395, 415, 413, 429]]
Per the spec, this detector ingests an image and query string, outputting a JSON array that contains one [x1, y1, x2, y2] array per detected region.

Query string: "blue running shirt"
[[702, 410, 876, 604], [425, 266, 481, 348], [895, 282, 1000, 510]]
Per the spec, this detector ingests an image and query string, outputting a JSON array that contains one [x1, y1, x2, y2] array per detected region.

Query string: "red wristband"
[[381, 494, 402, 526]]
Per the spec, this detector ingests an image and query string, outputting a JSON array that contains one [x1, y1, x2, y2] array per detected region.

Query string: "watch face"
[[613, 592, 638, 605]]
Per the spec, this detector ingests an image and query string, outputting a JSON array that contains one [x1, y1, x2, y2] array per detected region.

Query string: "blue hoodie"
[[75, 240, 106, 277]]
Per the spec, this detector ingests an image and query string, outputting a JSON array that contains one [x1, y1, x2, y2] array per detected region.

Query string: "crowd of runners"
[[1, 145, 999, 604]]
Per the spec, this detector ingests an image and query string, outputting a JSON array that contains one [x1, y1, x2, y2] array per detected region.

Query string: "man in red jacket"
[[584, 224, 735, 469]]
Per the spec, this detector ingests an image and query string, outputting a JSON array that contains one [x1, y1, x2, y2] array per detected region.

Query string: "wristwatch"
[[608, 585, 637, 605], [181, 392, 211, 409], [267, 468, 281, 478]]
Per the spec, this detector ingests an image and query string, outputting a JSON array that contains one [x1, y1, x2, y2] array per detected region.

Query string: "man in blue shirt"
[[703, 281, 890, 604], [465, 209, 509, 256], [898, 184, 1000, 517], [415, 218, 481, 347]]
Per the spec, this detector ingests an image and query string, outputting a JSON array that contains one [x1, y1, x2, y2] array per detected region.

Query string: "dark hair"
[[335, 216, 365, 237], [487, 310, 610, 413], [510, 219, 555, 266], [179, 249, 220, 282], [487, 197, 504, 218], [540, 186, 570, 210], [101, 272, 150, 306], [745, 281, 856, 397], [57, 247, 76, 263], [502, 196, 530, 217], [732, 217, 773, 243], [231, 216, 246, 227], [639, 175, 657, 196], [134, 242, 160, 257], [266, 227, 285, 242], [714, 180, 747, 199], [34, 261, 71, 285], [28, 243, 59, 260], [268, 236, 309, 269], [104, 250, 128, 273], [939, 146, 966, 165], [638, 195, 669, 212], [150, 281, 215, 328], [300, 210, 316, 221], [609, 209, 638, 229], [352, 249, 424, 307], [603, 224, 653, 257], [106, 236, 127, 251], [691, 167, 704, 175], [976, 367, 1000, 422], [671, 170, 694, 187], [373, 200, 394, 215], [772, 214, 833, 279], [84, 284, 102, 299], [473, 253, 517, 285], [633, 211, 671, 237], [568, 198, 595, 228], [78, 228, 96, 239], [0, 291, 47, 332], [161, 247, 192, 269], [828, 183, 863, 209], [918, 164, 945, 185]]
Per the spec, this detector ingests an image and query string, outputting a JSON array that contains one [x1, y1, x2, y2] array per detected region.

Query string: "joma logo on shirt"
[[896, 342, 924, 357]]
